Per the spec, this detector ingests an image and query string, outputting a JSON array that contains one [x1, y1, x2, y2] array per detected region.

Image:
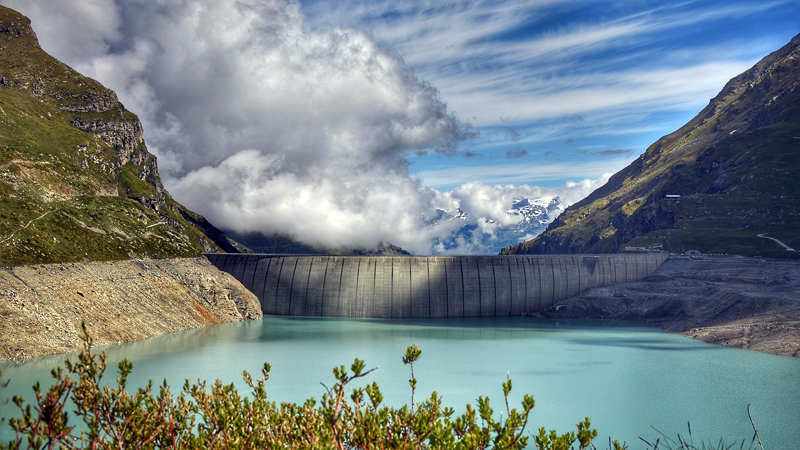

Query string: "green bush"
[[0, 324, 624, 449]]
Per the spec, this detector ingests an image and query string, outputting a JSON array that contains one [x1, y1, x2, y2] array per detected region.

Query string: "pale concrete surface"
[[206, 253, 668, 319]]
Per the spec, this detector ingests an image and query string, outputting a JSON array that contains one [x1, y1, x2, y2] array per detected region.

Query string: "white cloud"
[[305, 0, 783, 126], [168, 149, 610, 254], [169, 150, 454, 253]]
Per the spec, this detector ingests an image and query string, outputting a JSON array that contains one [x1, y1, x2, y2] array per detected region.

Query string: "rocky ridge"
[[0, 5, 237, 266], [503, 33, 800, 257]]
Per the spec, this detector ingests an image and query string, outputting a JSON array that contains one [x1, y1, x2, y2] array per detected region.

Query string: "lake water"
[[2, 317, 799, 447]]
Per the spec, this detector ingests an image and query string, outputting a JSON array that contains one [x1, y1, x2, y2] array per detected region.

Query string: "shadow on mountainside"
[[545, 255, 800, 357]]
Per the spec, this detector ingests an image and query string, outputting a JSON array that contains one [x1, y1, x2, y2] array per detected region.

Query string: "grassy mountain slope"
[[0, 6, 238, 266], [226, 230, 412, 256], [503, 33, 800, 258]]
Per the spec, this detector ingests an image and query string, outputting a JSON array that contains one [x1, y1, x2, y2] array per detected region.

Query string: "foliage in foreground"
[[0, 324, 614, 449], [0, 325, 767, 449]]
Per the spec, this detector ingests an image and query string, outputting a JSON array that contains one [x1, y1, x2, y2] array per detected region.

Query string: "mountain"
[[503, 33, 800, 258], [506, 197, 565, 242], [433, 197, 563, 254], [226, 230, 411, 256], [0, 6, 239, 266]]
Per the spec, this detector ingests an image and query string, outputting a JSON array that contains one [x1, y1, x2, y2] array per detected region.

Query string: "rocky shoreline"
[[0, 257, 262, 361], [545, 254, 800, 357]]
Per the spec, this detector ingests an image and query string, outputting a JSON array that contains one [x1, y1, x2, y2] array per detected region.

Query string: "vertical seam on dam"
[[550, 260, 556, 308], [337, 260, 344, 315], [249, 258, 259, 289], [491, 260, 497, 316], [625, 257, 630, 281], [442, 261, 450, 317], [536, 258, 543, 310], [355, 259, 362, 318], [521, 258, 528, 313], [408, 258, 413, 317], [287, 258, 299, 314], [273, 258, 284, 314], [304, 258, 313, 315], [390, 258, 394, 318], [476, 259, 482, 317], [426, 258, 431, 318], [260, 258, 272, 312], [507, 259, 513, 315], [371, 261, 377, 317], [320, 259, 329, 317], [459, 259, 465, 318]]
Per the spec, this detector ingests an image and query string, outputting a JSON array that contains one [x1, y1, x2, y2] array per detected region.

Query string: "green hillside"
[[503, 33, 800, 258], [0, 6, 237, 266]]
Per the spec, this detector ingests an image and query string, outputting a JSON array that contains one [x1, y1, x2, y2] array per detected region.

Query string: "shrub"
[[1, 324, 622, 449]]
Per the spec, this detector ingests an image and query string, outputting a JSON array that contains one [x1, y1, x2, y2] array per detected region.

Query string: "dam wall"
[[205, 253, 668, 318]]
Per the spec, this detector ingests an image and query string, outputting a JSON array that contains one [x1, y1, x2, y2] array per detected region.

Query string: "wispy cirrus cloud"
[[414, 158, 629, 189], [441, 61, 754, 125], [305, 0, 790, 127]]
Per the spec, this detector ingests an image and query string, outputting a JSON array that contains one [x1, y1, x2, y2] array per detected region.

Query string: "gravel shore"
[[0, 257, 262, 360], [546, 254, 800, 357]]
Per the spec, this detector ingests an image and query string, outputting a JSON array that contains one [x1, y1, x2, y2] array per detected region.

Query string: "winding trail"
[[756, 233, 797, 252], [0, 210, 53, 246]]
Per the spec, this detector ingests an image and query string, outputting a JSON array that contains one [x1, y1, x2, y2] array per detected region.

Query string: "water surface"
[[2, 317, 799, 447]]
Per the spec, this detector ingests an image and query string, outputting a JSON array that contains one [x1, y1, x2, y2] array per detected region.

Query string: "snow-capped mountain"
[[431, 196, 564, 254], [507, 197, 564, 236]]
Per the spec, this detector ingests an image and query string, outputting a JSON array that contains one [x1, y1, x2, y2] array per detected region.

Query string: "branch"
[[747, 404, 764, 450]]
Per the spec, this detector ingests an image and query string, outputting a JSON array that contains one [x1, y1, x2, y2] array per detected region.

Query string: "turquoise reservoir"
[[2, 317, 799, 447]]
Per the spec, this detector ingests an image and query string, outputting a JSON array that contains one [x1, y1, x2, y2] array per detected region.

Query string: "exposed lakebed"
[[2, 317, 799, 446]]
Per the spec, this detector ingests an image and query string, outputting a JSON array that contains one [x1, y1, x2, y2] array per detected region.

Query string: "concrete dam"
[[206, 253, 668, 318]]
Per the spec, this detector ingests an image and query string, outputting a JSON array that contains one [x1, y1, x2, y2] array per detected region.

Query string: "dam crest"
[[206, 254, 667, 318]]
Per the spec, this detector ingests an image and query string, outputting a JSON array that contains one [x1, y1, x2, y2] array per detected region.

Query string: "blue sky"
[[302, 0, 800, 190]]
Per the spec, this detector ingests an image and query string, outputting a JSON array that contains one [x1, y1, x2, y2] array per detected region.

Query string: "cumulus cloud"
[[8, 0, 605, 253]]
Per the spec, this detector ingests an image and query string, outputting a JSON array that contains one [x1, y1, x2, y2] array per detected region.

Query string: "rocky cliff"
[[0, 5, 238, 266], [0, 257, 262, 360], [503, 33, 800, 257]]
